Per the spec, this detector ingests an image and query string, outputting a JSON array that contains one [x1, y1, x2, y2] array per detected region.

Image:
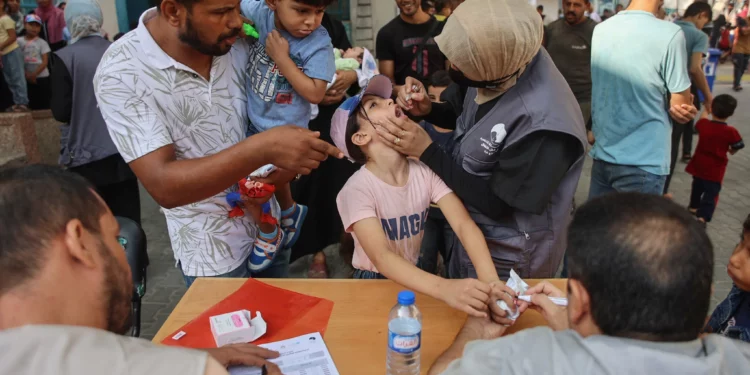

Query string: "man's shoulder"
[[703, 334, 750, 365], [655, 19, 684, 37], [677, 21, 705, 39], [378, 16, 403, 36], [466, 327, 566, 356], [583, 18, 598, 31], [0, 325, 209, 375], [97, 31, 142, 71], [445, 327, 571, 375], [546, 19, 565, 33]]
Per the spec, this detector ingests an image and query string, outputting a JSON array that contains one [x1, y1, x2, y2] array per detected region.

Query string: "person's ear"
[[161, 0, 184, 28], [266, 0, 278, 11], [352, 131, 371, 147], [62, 219, 98, 269], [567, 279, 591, 326]]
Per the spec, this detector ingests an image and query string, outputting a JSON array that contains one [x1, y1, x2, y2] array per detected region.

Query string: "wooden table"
[[154, 278, 566, 374]]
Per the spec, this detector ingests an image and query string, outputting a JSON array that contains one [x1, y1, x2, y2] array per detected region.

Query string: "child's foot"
[[695, 216, 708, 228], [248, 226, 285, 272], [242, 178, 275, 198], [307, 251, 328, 279], [6, 105, 29, 112], [280, 203, 308, 249]]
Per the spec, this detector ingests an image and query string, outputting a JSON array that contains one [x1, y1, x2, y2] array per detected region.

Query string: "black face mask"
[[448, 66, 519, 89]]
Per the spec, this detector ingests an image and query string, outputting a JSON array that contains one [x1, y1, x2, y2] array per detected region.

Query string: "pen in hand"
[[262, 364, 268, 375], [517, 295, 568, 307]]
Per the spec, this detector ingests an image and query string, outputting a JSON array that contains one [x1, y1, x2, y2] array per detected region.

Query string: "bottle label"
[[388, 330, 421, 354]]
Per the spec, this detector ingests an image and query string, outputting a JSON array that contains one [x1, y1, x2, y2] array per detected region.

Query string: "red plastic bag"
[[161, 279, 334, 348]]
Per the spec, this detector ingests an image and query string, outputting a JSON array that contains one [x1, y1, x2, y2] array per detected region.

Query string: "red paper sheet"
[[161, 279, 334, 348]]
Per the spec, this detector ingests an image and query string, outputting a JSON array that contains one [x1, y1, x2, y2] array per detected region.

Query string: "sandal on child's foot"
[[248, 226, 285, 272], [281, 203, 308, 249]]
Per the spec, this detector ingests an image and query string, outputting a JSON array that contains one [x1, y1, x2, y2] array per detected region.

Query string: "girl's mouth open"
[[395, 106, 403, 118]]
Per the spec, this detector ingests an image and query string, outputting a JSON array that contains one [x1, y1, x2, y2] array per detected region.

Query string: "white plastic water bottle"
[[387, 290, 422, 375]]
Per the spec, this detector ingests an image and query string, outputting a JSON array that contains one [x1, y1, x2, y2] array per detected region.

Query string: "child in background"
[[6, 0, 23, 35], [310, 45, 378, 120], [418, 70, 454, 275], [334, 46, 363, 70], [0, 0, 29, 112], [18, 15, 50, 110], [333, 75, 515, 318], [434, 0, 452, 21], [704, 213, 750, 343], [239, 0, 335, 271], [685, 94, 744, 223], [421, 70, 454, 150]]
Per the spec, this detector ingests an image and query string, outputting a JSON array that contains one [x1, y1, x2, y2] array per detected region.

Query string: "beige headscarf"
[[435, 0, 544, 104]]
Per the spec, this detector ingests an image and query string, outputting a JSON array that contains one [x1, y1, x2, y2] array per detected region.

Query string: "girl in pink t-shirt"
[[332, 75, 517, 319]]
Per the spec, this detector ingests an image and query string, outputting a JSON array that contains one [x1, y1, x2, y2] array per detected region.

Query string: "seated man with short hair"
[[430, 193, 750, 374], [0, 165, 283, 375]]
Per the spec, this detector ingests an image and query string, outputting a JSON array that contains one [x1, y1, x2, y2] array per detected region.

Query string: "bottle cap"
[[397, 290, 415, 305]]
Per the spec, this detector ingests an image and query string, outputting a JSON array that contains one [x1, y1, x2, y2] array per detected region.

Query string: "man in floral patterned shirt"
[[94, 0, 341, 286]]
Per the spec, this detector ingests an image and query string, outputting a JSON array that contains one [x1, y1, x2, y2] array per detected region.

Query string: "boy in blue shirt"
[[241, 0, 335, 271]]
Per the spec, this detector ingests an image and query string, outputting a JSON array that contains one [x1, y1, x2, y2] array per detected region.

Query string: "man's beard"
[[98, 240, 134, 335], [566, 11, 582, 24], [399, 1, 418, 16], [179, 15, 241, 57]]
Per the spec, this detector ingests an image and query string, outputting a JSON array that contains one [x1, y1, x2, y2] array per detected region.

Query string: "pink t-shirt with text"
[[336, 159, 453, 273]]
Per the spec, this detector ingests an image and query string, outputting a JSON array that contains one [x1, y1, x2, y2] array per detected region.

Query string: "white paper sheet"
[[228, 332, 339, 375]]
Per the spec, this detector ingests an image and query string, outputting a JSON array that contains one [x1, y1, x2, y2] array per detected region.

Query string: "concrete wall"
[[537, 0, 561, 25], [0, 111, 62, 168], [352, 0, 398, 51], [32, 111, 63, 165], [99, 0, 121, 38]]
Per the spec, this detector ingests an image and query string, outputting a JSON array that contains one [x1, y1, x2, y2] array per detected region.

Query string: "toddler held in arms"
[[333, 75, 517, 320], [235, 0, 336, 272]]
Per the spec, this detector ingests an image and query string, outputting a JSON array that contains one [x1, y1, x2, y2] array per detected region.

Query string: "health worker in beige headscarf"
[[374, 0, 588, 281]]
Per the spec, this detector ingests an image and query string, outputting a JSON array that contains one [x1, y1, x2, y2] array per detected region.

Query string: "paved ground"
[[137, 64, 750, 340]]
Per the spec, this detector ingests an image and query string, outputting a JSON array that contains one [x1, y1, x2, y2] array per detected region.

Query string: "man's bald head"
[[567, 193, 713, 341], [0, 165, 107, 294]]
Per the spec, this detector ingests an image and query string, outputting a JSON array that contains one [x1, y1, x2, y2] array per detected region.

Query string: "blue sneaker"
[[280, 203, 307, 249], [248, 226, 285, 272]]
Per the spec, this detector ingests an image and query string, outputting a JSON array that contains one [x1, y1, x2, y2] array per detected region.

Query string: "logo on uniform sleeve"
[[479, 123, 507, 155]]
